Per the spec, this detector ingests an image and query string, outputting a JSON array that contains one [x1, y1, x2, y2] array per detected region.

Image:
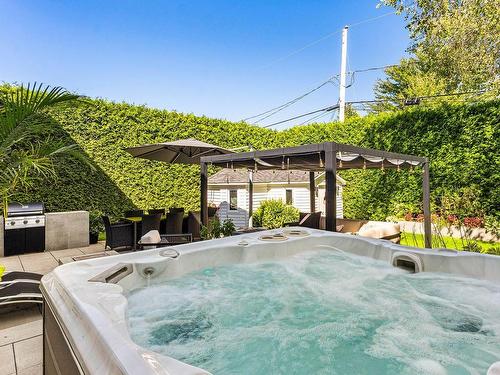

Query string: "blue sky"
[[0, 0, 410, 129]]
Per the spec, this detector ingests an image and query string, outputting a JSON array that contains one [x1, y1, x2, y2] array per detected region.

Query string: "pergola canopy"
[[200, 142, 426, 171], [200, 141, 432, 248]]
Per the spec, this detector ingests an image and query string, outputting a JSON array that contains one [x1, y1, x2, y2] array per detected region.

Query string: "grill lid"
[[7, 202, 45, 217]]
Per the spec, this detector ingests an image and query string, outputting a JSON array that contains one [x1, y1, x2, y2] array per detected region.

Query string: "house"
[[208, 169, 346, 228]]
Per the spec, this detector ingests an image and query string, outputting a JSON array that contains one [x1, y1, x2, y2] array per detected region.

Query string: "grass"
[[400, 232, 499, 254]]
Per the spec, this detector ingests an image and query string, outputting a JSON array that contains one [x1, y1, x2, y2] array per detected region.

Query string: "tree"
[[374, 0, 499, 111], [0, 83, 84, 214], [372, 57, 449, 111]]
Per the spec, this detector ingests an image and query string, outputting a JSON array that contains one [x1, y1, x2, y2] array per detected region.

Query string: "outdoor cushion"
[[140, 230, 161, 244], [358, 222, 400, 243]]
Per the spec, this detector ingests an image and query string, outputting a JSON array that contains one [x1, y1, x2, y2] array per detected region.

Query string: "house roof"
[[208, 169, 346, 185]]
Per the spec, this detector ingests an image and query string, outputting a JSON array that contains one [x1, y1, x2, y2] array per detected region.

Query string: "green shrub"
[[253, 199, 300, 229], [200, 217, 235, 239]]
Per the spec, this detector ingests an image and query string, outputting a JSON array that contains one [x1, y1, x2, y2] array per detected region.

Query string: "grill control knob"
[[10, 221, 15, 226], [23, 220, 28, 224], [35, 219, 40, 223]]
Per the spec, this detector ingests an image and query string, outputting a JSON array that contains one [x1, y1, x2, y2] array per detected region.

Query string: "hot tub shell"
[[40, 228, 500, 375]]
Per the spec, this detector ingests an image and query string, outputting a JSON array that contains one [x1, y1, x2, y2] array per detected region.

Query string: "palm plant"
[[0, 82, 83, 215]]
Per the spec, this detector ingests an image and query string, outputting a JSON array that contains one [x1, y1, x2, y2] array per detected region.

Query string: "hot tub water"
[[127, 249, 500, 375]]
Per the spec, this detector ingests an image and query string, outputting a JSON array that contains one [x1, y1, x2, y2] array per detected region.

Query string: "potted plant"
[[89, 210, 104, 244]]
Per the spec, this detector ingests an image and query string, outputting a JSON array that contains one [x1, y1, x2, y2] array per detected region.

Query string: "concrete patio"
[[0, 242, 107, 375]]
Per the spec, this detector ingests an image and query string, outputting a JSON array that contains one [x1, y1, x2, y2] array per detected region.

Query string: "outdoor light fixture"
[[363, 159, 367, 170], [287, 157, 290, 170], [282, 155, 285, 170]]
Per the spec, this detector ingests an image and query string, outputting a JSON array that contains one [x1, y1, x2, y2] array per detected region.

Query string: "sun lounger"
[[0, 271, 43, 285], [0, 281, 43, 306]]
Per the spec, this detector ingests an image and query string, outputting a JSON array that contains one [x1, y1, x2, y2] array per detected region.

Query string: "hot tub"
[[40, 228, 500, 375]]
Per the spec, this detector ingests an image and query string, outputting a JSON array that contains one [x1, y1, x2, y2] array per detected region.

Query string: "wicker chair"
[[140, 214, 162, 237], [148, 208, 165, 215], [187, 211, 201, 241], [102, 216, 134, 250], [124, 209, 144, 218], [285, 211, 322, 229]]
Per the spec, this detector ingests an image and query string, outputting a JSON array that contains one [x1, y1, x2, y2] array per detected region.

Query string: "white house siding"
[[209, 186, 249, 229], [290, 186, 311, 212], [209, 182, 343, 229]]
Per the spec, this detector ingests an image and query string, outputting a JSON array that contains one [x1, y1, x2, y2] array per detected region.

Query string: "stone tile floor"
[[0, 242, 107, 375]]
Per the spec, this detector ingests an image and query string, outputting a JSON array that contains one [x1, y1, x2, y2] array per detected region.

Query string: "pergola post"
[[423, 160, 432, 248], [325, 146, 337, 232], [309, 171, 316, 212], [200, 162, 208, 227], [248, 170, 253, 227]]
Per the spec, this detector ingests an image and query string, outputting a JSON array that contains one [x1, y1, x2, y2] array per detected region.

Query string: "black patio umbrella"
[[124, 138, 233, 164]]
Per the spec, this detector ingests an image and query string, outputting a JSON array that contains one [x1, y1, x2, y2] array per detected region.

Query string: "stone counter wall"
[[45, 211, 89, 251]]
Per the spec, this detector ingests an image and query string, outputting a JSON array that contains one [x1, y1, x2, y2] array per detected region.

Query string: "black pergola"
[[200, 142, 432, 248]]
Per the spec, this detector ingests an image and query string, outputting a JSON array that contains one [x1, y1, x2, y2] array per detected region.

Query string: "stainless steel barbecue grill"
[[4, 202, 45, 256]]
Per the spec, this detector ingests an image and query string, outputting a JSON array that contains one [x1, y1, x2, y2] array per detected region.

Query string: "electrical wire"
[[261, 89, 489, 130], [298, 109, 337, 126], [348, 11, 397, 28], [347, 89, 492, 105], [261, 104, 340, 128], [255, 11, 397, 70], [242, 75, 339, 123], [244, 64, 397, 123], [348, 64, 398, 73]]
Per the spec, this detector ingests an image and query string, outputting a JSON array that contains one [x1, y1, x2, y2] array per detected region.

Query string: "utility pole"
[[338, 25, 348, 122]]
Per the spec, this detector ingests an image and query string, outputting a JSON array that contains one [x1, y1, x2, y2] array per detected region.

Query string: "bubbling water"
[[126, 250, 500, 375]]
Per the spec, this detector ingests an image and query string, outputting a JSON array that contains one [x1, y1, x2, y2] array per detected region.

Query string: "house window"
[[285, 189, 293, 205], [229, 190, 238, 210]]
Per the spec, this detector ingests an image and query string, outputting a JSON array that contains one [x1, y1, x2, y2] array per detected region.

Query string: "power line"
[[242, 75, 339, 123], [348, 11, 396, 28], [261, 104, 340, 128], [256, 30, 343, 71], [243, 63, 399, 124], [256, 11, 397, 70], [347, 89, 492, 105], [298, 109, 335, 126], [261, 89, 489, 129], [348, 64, 398, 74]]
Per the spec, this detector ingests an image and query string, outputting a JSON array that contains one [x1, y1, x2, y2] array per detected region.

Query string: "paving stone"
[[18, 252, 54, 262], [0, 256, 24, 272], [80, 243, 106, 254], [14, 335, 43, 371], [0, 307, 41, 331], [20, 255, 58, 274], [0, 344, 16, 375], [50, 248, 84, 261], [0, 320, 42, 346], [17, 363, 42, 375]]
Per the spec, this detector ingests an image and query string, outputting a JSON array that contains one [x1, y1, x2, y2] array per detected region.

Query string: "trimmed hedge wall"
[[12, 99, 500, 220], [277, 101, 499, 219]]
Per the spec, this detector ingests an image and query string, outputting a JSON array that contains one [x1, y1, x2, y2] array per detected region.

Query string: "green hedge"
[[12, 98, 500, 220]]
